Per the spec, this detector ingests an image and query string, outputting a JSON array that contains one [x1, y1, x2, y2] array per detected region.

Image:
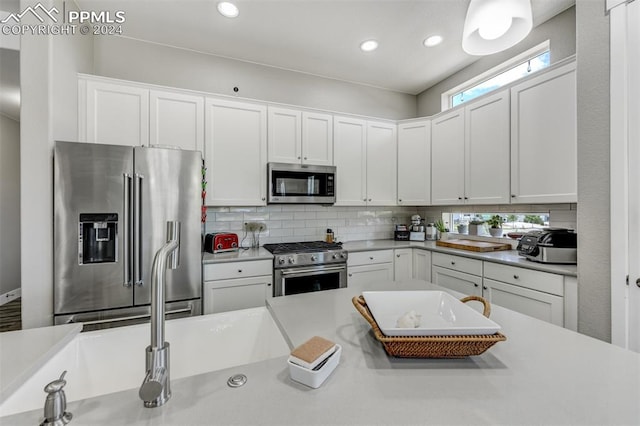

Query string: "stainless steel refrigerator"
[[53, 141, 202, 328]]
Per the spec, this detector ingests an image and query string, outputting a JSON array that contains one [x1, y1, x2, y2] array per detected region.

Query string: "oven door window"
[[272, 171, 334, 197], [283, 271, 341, 296]]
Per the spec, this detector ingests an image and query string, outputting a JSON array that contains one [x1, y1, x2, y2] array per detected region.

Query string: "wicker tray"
[[352, 294, 506, 358]]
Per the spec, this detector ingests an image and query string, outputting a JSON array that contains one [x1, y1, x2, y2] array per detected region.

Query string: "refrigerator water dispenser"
[[78, 213, 118, 264]]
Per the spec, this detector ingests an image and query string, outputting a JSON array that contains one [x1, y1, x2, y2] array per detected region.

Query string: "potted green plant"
[[487, 214, 504, 237], [468, 218, 485, 236], [433, 219, 447, 240]]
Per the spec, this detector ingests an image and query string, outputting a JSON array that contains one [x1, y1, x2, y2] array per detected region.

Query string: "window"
[[442, 212, 549, 236], [442, 41, 551, 110]]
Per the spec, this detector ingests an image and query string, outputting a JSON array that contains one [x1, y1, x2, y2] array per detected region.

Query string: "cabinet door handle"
[[348, 273, 353, 277], [369, 256, 374, 260], [363, 198, 367, 201], [297, 156, 301, 159], [303, 157, 307, 160], [474, 283, 479, 287], [511, 194, 516, 198], [451, 261, 456, 265], [396, 254, 400, 258], [458, 197, 462, 200], [238, 269, 243, 273], [368, 198, 372, 202], [513, 274, 519, 279], [464, 196, 468, 200], [636, 277, 640, 288], [398, 199, 402, 202], [483, 286, 488, 290], [261, 197, 266, 201]]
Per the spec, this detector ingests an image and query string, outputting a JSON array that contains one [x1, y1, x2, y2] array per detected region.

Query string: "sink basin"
[[0, 307, 290, 417], [362, 291, 501, 337]]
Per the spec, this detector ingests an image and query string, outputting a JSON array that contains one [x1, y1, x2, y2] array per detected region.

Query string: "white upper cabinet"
[[397, 120, 431, 205], [302, 111, 333, 166], [267, 107, 333, 166], [464, 90, 510, 204], [334, 116, 367, 206], [431, 90, 510, 205], [431, 109, 465, 205], [267, 106, 302, 164], [510, 61, 577, 203], [149, 90, 204, 153], [204, 98, 267, 206], [366, 121, 397, 205], [81, 79, 149, 146]]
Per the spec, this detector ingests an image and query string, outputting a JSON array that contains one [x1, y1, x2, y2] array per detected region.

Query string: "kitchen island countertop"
[[2, 280, 638, 425]]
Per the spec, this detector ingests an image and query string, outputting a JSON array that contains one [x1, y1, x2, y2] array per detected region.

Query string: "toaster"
[[517, 228, 577, 264], [204, 233, 239, 253]]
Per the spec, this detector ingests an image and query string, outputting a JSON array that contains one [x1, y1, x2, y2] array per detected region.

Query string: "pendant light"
[[462, 0, 532, 56]]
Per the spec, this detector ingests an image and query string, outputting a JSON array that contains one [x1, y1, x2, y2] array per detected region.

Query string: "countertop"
[[202, 247, 273, 264], [3, 280, 638, 425], [202, 239, 577, 277]]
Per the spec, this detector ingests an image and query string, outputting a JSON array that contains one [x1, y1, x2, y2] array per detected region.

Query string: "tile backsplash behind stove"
[[204, 205, 422, 246]]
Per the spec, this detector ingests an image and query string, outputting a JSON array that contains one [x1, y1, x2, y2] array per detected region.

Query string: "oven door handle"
[[280, 265, 346, 276]]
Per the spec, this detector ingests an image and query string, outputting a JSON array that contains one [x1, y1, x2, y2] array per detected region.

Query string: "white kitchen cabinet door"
[[203, 276, 272, 314], [431, 265, 482, 296], [393, 248, 413, 281], [348, 263, 394, 287], [84, 80, 149, 146], [464, 90, 510, 204], [412, 249, 432, 281], [334, 116, 367, 206], [483, 278, 564, 326], [267, 106, 302, 164], [302, 112, 333, 166], [510, 61, 577, 203], [149, 90, 204, 153], [366, 121, 397, 206], [397, 120, 431, 205], [431, 109, 465, 205], [205, 98, 267, 206]]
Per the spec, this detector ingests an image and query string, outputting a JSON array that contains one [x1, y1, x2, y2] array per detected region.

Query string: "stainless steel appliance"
[[263, 241, 347, 296], [268, 162, 336, 204], [204, 233, 239, 253], [53, 141, 202, 328], [517, 228, 577, 264], [409, 214, 426, 241]]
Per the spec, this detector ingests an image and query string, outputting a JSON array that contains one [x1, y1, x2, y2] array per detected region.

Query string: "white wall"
[[416, 6, 577, 116], [0, 114, 20, 298], [576, 0, 610, 342], [92, 36, 417, 120], [19, 0, 93, 328]]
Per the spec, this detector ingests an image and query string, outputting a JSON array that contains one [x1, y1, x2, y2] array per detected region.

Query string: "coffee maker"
[[409, 215, 426, 241]]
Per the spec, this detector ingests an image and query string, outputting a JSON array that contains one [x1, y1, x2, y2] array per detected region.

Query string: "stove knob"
[[332, 253, 339, 259], [288, 257, 295, 264], [311, 255, 318, 261], [278, 257, 285, 265], [340, 253, 347, 259]]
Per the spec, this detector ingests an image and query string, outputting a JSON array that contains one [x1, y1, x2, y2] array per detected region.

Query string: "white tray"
[[361, 291, 501, 336]]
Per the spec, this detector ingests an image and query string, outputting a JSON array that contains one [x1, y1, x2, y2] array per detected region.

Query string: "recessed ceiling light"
[[360, 40, 379, 52], [217, 1, 239, 18], [423, 35, 443, 47]]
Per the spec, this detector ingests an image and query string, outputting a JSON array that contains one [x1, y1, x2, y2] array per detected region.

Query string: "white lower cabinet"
[[431, 266, 482, 296], [203, 260, 272, 314], [394, 249, 413, 281], [347, 250, 394, 286], [412, 250, 431, 281], [482, 278, 564, 326]]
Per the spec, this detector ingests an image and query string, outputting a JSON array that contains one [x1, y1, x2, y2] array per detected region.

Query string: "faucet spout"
[[139, 221, 180, 408]]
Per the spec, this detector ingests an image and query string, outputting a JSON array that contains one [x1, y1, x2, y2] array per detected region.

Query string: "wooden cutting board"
[[436, 239, 512, 252]]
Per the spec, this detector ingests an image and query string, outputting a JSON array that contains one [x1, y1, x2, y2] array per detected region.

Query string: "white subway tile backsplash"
[[215, 212, 245, 222], [269, 212, 294, 220], [293, 211, 316, 220]]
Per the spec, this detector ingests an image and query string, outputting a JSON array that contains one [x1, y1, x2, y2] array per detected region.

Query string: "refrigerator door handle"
[[123, 173, 132, 287], [134, 173, 144, 287]]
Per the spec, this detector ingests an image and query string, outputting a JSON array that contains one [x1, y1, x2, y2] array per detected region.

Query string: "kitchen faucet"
[[139, 221, 180, 408]]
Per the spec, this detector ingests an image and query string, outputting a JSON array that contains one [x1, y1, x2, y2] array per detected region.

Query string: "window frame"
[[441, 40, 551, 111]]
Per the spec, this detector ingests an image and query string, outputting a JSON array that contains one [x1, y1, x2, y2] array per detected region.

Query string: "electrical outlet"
[[245, 222, 267, 232]]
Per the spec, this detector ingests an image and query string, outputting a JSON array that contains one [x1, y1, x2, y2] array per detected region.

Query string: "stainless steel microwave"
[[268, 162, 336, 204]]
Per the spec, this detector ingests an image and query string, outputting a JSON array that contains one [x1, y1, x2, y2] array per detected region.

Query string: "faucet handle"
[[41, 371, 73, 426]]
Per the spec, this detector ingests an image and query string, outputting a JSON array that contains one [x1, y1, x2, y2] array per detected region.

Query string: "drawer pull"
[[513, 274, 519, 279], [396, 254, 400, 258], [238, 269, 243, 273], [370, 256, 374, 260], [451, 261, 456, 265]]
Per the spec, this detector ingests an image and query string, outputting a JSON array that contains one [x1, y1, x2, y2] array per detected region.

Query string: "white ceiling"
[[77, 0, 574, 95]]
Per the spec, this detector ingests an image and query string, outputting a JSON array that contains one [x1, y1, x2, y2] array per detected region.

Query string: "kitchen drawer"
[[203, 259, 272, 281], [483, 262, 563, 296], [347, 249, 394, 266], [432, 252, 483, 276]]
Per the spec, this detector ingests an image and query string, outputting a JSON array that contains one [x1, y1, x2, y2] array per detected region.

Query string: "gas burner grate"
[[263, 241, 343, 254]]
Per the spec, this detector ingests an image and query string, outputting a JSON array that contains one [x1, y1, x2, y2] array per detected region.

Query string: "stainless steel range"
[[263, 241, 348, 297]]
